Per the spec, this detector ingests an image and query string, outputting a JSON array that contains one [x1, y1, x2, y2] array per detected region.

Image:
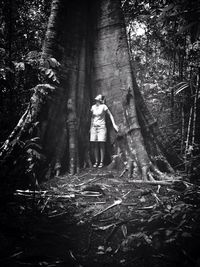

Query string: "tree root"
[[110, 147, 177, 182]]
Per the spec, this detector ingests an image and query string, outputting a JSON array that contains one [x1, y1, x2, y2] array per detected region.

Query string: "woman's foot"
[[98, 162, 104, 168], [93, 162, 98, 168]]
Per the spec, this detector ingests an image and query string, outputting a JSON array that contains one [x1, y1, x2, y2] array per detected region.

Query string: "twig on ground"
[[183, 181, 199, 187], [79, 191, 102, 197], [75, 176, 105, 187], [78, 171, 91, 178], [89, 201, 106, 204], [122, 190, 131, 199], [55, 194, 75, 199], [151, 192, 161, 203], [93, 199, 122, 218], [40, 196, 50, 213], [75, 177, 97, 187], [92, 223, 115, 231], [10, 251, 23, 258], [48, 211, 69, 218], [120, 168, 127, 177], [16, 189, 47, 195], [121, 202, 137, 206], [69, 250, 77, 261], [136, 204, 156, 210], [157, 185, 161, 193], [148, 172, 156, 182]]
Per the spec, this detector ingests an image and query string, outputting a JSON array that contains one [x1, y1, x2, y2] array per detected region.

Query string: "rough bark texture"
[[0, 0, 182, 184], [88, 0, 151, 179]]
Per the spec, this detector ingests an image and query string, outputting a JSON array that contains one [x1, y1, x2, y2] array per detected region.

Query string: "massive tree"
[[0, 0, 182, 185]]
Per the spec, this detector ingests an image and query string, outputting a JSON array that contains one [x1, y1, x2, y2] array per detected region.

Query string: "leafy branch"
[[14, 51, 61, 84]]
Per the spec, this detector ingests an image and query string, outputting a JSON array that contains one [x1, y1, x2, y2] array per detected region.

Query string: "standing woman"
[[90, 94, 118, 168]]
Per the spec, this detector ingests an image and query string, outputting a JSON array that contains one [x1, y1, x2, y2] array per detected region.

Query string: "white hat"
[[94, 94, 103, 102]]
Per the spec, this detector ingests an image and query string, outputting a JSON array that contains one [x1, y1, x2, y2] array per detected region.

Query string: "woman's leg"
[[94, 142, 99, 166], [99, 142, 105, 166]]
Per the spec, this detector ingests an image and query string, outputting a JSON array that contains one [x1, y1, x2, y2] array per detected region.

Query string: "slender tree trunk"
[[181, 103, 185, 154], [185, 106, 193, 173], [192, 73, 199, 146], [3, 0, 16, 122]]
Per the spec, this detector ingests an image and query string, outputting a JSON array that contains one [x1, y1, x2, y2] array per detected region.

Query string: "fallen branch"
[[55, 194, 75, 199], [75, 176, 105, 187], [122, 190, 131, 199], [127, 179, 180, 185], [121, 202, 137, 206], [48, 211, 69, 218], [14, 192, 46, 198], [136, 204, 156, 210], [120, 168, 127, 177], [79, 191, 102, 197], [92, 223, 115, 231], [78, 171, 91, 178], [151, 192, 161, 203], [93, 199, 122, 218], [16, 189, 47, 195], [157, 185, 161, 193], [89, 201, 106, 204], [41, 197, 51, 213]]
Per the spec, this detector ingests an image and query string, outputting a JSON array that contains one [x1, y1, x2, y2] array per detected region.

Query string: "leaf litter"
[[1, 168, 200, 266]]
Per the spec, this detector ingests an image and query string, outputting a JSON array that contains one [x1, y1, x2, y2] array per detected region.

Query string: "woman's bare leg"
[[94, 142, 99, 165], [99, 142, 105, 165]]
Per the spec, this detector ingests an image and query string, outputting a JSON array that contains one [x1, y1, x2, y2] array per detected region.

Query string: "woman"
[[90, 94, 118, 168]]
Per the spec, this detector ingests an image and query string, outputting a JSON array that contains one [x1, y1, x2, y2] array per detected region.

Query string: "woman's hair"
[[101, 95, 106, 104], [94, 94, 106, 104]]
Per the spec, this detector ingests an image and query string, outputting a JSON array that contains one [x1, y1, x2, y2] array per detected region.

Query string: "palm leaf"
[[174, 82, 189, 95]]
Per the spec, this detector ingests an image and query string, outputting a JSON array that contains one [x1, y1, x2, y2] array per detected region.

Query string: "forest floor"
[[1, 167, 200, 267]]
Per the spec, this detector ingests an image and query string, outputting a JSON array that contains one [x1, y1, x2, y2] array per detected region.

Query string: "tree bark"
[[0, 0, 182, 185]]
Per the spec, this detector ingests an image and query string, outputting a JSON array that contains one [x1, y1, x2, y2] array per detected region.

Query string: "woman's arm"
[[107, 109, 119, 132]]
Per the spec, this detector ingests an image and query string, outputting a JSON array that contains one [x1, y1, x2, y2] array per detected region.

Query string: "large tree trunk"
[[0, 0, 182, 185]]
